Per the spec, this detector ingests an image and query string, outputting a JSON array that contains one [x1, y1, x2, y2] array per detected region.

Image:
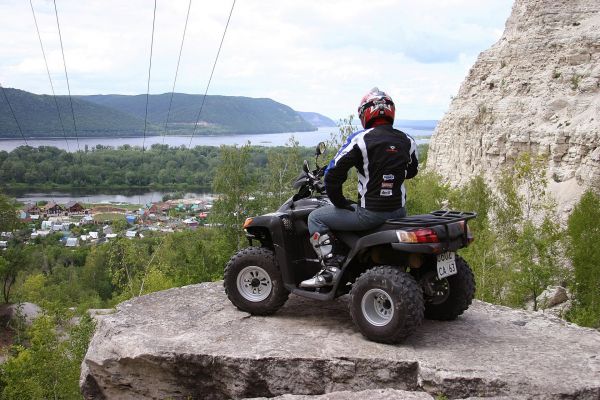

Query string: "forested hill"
[[297, 111, 337, 127], [80, 93, 316, 135], [0, 88, 318, 138], [0, 88, 148, 138]]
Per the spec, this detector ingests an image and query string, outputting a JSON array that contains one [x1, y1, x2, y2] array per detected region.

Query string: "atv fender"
[[244, 213, 298, 288]]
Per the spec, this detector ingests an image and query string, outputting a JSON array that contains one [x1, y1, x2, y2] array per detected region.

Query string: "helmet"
[[357, 87, 395, 128]]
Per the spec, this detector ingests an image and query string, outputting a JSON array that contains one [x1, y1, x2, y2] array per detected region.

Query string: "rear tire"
[[350, 266, 424, 344], [423, 255, 475, 321], [224, 247, 289, 315]]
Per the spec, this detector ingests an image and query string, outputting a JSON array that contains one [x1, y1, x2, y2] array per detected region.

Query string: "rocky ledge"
[[81, 281, 600, 399]]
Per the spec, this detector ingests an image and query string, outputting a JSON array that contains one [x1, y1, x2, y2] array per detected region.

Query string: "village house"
[[23, 203, 41, 215], [44, 202, 65, 216], [65, 201, 86, 214]]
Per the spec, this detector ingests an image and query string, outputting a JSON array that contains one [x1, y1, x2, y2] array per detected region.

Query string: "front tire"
[[350, 266, 424, 344], [423, 255, 475, 321], [224, 247, 289, 315]]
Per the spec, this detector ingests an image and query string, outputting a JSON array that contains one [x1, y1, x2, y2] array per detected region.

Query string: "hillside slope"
[[0, 89, 317, 138], [81, 93, 316, 135], [297, 111, 337, 127], [0, 88, 148, 138]]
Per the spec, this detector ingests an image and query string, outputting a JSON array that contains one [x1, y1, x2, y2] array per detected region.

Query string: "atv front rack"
[[384, 210, 477, 228]]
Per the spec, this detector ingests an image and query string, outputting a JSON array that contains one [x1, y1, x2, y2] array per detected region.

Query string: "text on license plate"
[[436, 252, 457, 279]]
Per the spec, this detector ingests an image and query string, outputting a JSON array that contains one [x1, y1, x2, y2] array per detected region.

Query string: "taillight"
[[459, 220, 475, 245], [396, 228, 439, 243]]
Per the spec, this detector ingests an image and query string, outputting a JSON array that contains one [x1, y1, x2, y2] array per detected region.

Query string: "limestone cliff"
[[80, 282, 600, 399], [427, 0, 600, 211]]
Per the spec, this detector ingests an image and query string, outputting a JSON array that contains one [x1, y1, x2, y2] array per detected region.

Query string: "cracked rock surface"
[[427, 0, 600, 213], [81, 281, 600, 399]]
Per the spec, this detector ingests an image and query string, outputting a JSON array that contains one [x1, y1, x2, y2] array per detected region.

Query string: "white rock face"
[[428, 0, 600, 211]]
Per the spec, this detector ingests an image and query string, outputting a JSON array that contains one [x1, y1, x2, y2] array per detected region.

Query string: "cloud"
[[0, 0, 514, 120]]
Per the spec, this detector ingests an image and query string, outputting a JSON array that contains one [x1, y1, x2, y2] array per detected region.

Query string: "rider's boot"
[[300, 232, 342, 288]]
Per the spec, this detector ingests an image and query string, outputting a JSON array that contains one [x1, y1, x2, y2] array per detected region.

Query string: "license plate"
[[436, 252, 457, 279]]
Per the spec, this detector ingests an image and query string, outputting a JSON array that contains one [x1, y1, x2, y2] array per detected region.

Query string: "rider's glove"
[[337, 198, 355, 212]]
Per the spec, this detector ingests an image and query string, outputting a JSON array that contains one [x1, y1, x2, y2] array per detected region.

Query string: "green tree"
[[211, 143, 257, 250], [567, 190, 600, 327], [0, 315, 91, 399], [404, 170, 449, 215], [263, 137, 302, 210], [509, 218, 561, 309], [0, 193, 18, 232], [0, 255, 17, 303], [449, 175, 504, 303]]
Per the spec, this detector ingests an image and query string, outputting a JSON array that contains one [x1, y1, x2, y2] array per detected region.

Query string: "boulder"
[[81, 281, 600, 399], [536, 286, 569, 309], [0, 302, 42, 325]]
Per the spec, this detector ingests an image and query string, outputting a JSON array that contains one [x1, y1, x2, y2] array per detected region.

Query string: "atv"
[[224, 142, 477, 344]]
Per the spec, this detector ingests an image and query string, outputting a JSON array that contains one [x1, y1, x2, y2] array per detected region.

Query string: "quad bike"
[[224, 142, 477, 344]]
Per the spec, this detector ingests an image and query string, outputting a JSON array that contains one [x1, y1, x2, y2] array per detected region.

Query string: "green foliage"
[[448, 175, 505, 303], [211, 143, 257, 250], [404, 170, 450, 215], [263, 137, 303, 210], [508, 218, 561, 309], [0, 144, 316, 192], [567, 190, 600, 327], [0, 313, 94, 399], [0, 194, 18, 233]]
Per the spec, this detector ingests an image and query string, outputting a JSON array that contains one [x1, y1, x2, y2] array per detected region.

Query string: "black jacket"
[[324, 124, 418, 212]]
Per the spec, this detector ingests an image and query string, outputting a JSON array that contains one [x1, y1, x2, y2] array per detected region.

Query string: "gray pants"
[[308, 204, 406, 235]]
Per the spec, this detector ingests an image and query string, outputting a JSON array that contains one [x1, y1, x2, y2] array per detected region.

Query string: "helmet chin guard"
[[358, 87, 395, 129]]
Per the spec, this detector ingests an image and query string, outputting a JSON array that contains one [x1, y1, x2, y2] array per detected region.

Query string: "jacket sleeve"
[[324, 143, 362, 208], [405, 135, 419, 180]]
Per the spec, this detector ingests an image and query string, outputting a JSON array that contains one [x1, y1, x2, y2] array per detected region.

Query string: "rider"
[[301, 87, 419, 288]]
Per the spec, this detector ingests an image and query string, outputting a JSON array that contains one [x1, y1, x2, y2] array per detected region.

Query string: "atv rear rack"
[[385, 210, 477, 228]]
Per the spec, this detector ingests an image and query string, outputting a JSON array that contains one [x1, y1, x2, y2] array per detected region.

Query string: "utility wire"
[[141, 0, 157, 153], [188, 0, 236, 149], [138, 0, 158, 206], [150, 0, 193, 206], [30, 0, 70, 152], [139, 0, 236, 294], [0, 84, 28, 146], [53, 0, 81, 155], [162, 0, 192, 143]]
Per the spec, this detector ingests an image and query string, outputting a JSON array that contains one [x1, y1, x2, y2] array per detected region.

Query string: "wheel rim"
[[237, 266, 273, 302], [361, 288, 395, 327], [421, 271, 450, 305]]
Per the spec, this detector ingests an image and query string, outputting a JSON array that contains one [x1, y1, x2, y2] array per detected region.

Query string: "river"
[[0, 126, 432, 152], [12, 190, 213, 205]]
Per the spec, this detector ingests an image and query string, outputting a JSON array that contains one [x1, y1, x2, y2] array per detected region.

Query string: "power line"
[[188, 0, 236, 149], [30, 0, 70, 152], [162, 0, 192, 144], [0, 84, 28, 146], [53, 0, 81, 155], [139, 0, 158, 206], [139, 1, 236, 293], [150, 0, 193, 206], [141, 0, 158, 153]]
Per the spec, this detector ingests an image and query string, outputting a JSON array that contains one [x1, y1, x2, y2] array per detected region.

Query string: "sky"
[[0, 0, 514, 121]]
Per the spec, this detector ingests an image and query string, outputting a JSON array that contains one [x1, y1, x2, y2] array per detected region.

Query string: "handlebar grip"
[[314, 182, 325, 193]]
